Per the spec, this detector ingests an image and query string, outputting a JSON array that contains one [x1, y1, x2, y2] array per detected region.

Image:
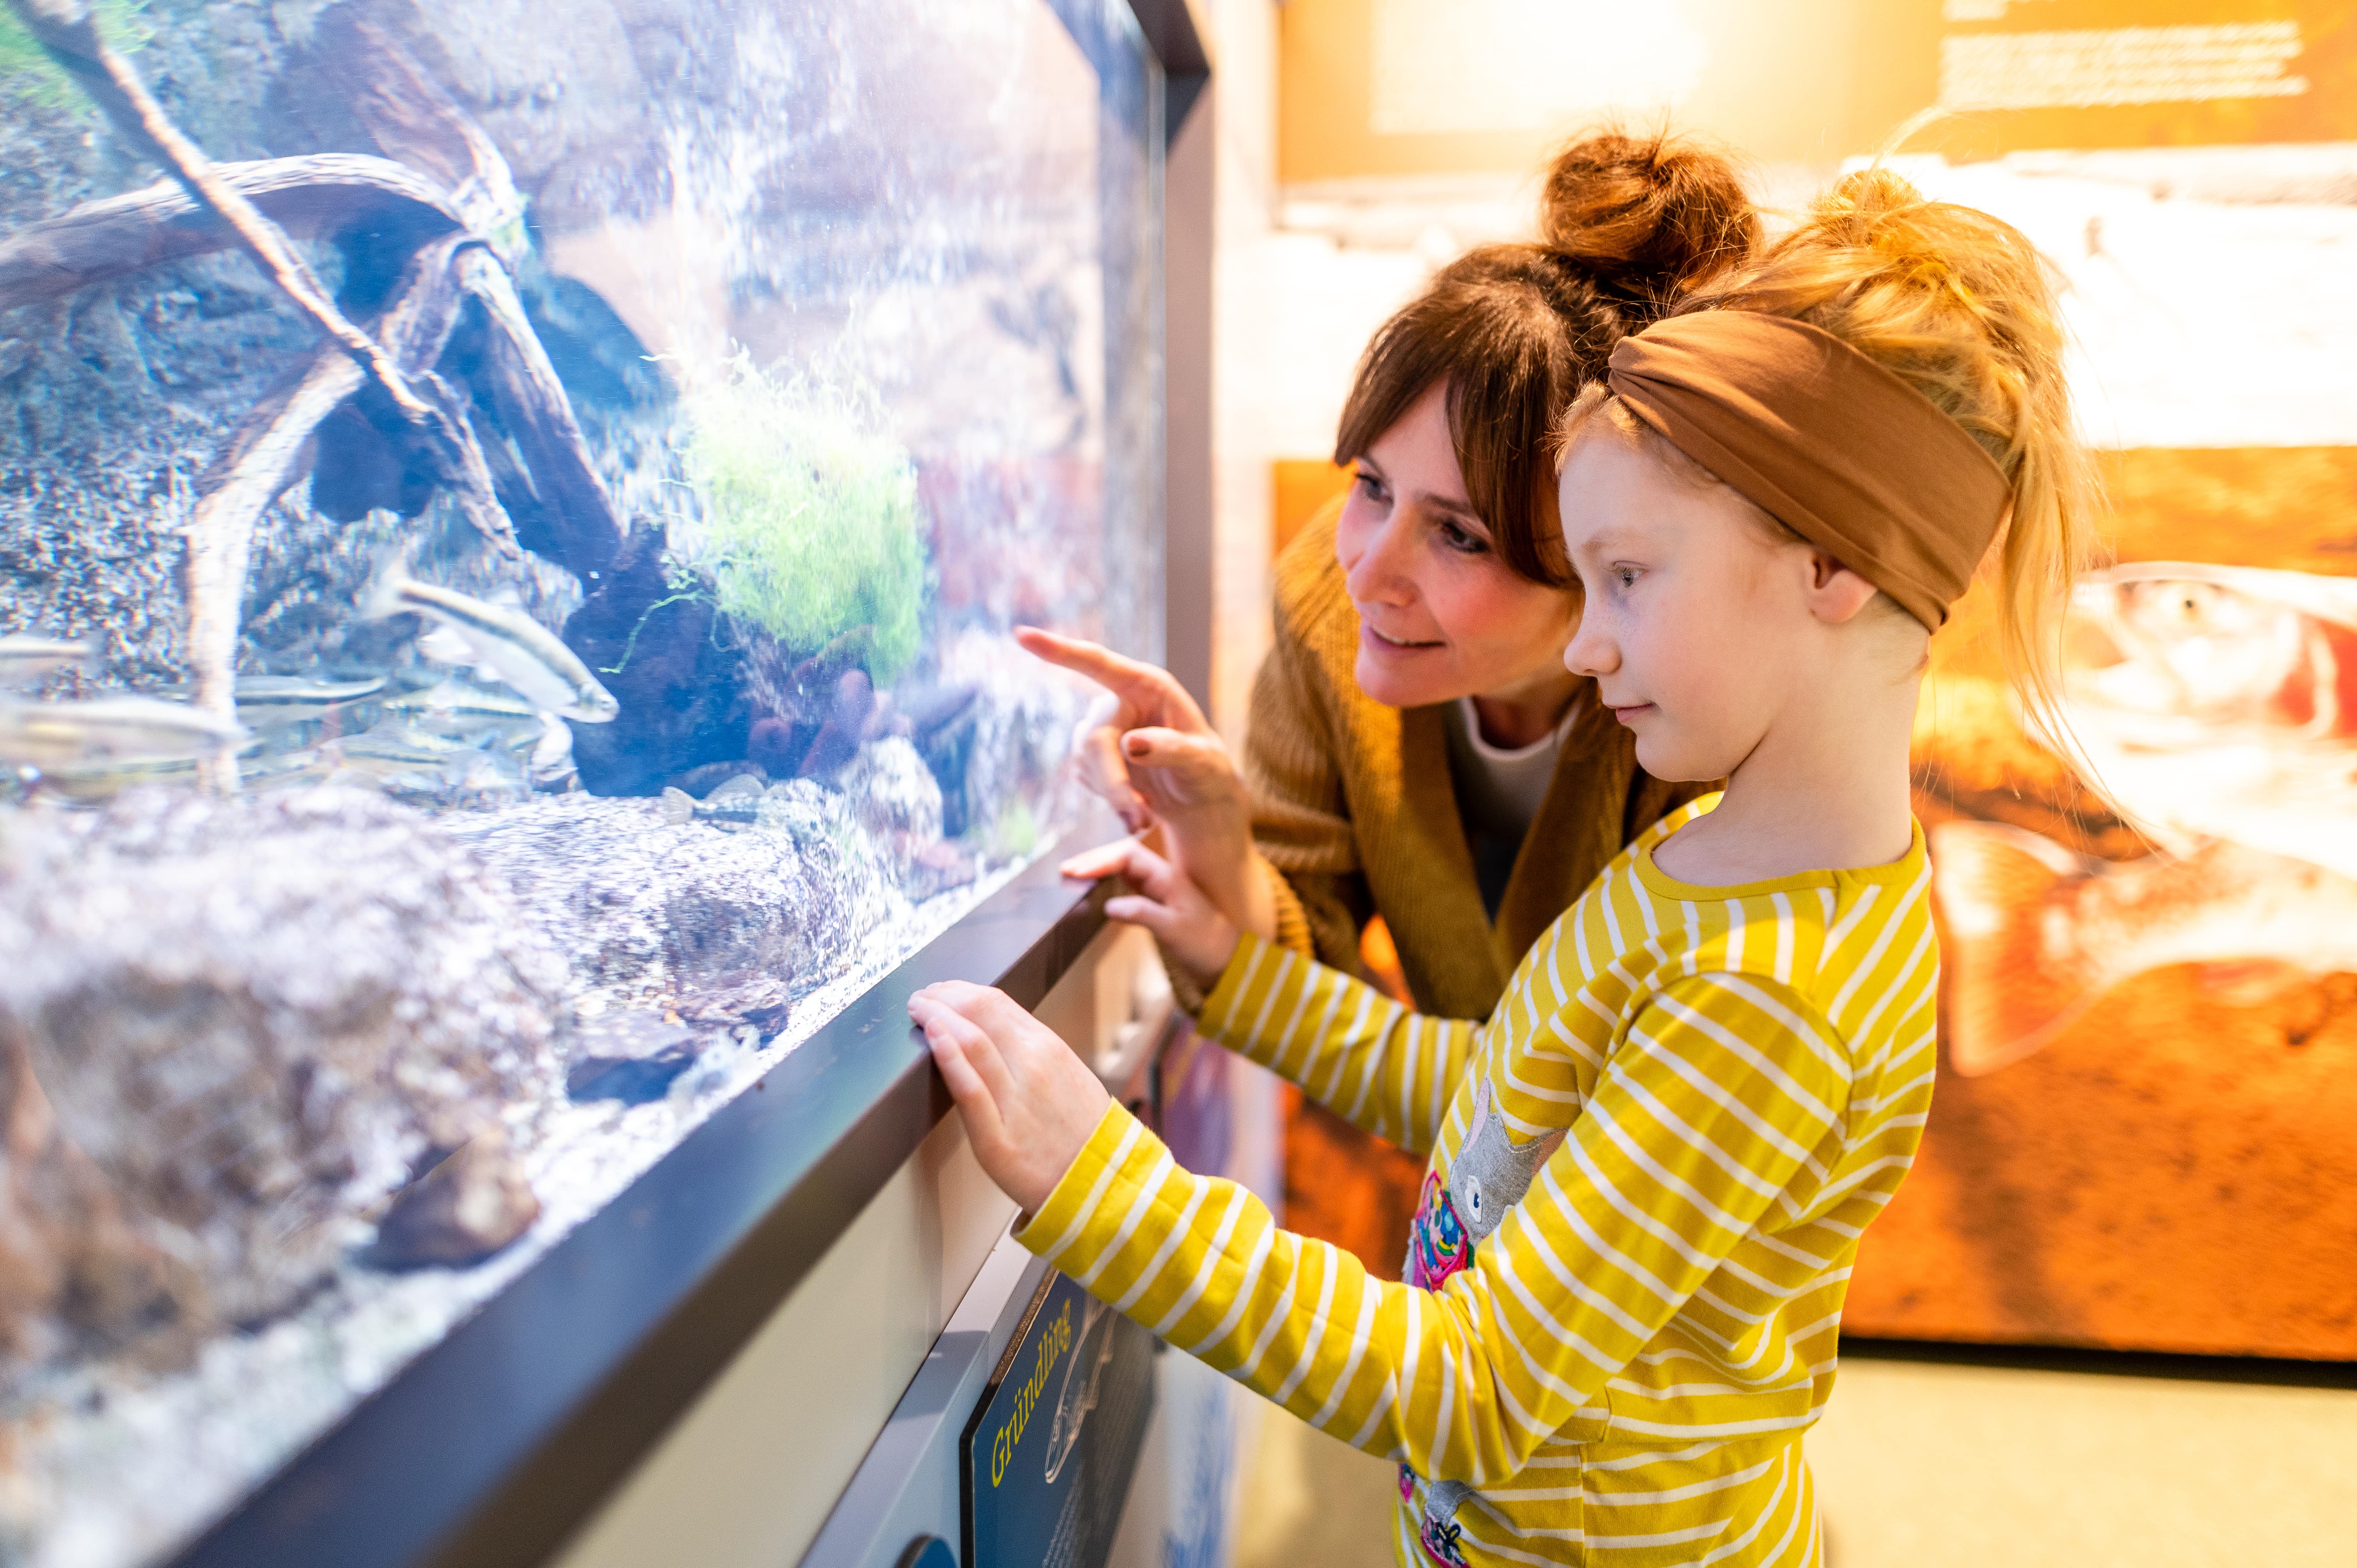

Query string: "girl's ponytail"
[[1675, 169, 2100, 731]]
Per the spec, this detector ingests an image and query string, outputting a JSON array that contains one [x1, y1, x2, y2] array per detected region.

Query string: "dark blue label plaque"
[[961, 1270, 1156, 1568]]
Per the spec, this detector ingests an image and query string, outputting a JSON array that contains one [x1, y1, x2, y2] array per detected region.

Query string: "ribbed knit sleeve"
[[1018, 968, 1853, 1483], [1198, 933, 1475, 1155], [1244, 523, 1384, 982]]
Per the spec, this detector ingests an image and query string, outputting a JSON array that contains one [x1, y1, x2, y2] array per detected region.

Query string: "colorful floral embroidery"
[[1404, 1169, 1470, 1290]]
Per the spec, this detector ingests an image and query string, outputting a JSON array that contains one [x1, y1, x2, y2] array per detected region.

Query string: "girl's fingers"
[[960, 984, 1057, 1045], [1057, 838, 1181, 898], [910, 1001, 1007, 1144], [913, 989, 1021, 1107], [1103, 840, 1182, 904]]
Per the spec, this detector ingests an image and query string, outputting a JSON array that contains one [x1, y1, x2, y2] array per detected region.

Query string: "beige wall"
[[1279, 0, 1873, 184], [1205, 0, 1280, 736]]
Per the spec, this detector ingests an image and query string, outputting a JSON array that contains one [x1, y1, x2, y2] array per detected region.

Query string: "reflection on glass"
[[0, 0, 1159, 1561]]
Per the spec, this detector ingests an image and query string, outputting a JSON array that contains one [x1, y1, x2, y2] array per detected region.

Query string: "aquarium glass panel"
[[0, 0, 1161, 1560]]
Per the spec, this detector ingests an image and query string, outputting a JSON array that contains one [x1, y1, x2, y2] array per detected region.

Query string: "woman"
[[1031, 129, 1757, 1271]]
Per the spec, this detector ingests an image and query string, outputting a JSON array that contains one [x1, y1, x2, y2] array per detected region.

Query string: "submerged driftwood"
[[0, 154, 465, 313], [3, 0, 514, 550], [1, 0, 628, 788], [453, 247, 624, 575], [183, 233, 497, 773]]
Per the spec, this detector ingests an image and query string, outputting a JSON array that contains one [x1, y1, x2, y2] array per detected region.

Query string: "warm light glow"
[[1369, 0, 1709, 136]]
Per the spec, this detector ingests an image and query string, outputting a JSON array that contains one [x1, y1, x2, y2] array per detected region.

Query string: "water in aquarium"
[[0, 0, 1161, 1561]]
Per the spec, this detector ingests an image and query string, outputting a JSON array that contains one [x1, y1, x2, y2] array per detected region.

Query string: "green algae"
[[682, 353, 926, 685]]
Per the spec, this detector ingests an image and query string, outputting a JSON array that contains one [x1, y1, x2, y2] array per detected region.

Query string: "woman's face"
[[1335, 381, 1581, 712]]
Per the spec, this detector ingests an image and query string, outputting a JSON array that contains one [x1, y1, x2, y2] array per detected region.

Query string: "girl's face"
[[1555, 430, 1827, 783], [1335, 382, 1580, 712]]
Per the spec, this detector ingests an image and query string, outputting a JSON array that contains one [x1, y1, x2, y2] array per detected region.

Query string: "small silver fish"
[[363, 561, 617, 723], [0, 634, 93, 690], [429, 746, 525, 800], [0, 695, 248, 768], [382, 676, 540, 725], [657, 774, 770, 826], [526, 714, 576, 786], [232, 674, 386, 724], [30, 754, 207, 802], [331, 720, 474, 775]]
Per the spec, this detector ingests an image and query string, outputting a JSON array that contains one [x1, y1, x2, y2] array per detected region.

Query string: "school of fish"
[[0, 569, 616, 802]]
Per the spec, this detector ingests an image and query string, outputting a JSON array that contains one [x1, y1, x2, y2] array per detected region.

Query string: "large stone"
[[0, 1026, 194, 1393], [0, 786, 565, 1330], [447, 787, 892, 1010], [838, 736, 944, 866]]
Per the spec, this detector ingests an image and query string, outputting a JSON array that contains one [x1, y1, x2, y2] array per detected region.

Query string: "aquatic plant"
[[0, 0, 148, 110], [683, 354, 926, 685]]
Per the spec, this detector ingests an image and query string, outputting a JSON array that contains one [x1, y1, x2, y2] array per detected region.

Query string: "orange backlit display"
[[1271, 0, 2357, 1356]]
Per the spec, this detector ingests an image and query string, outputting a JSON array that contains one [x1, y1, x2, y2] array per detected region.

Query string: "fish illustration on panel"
[[1935, 561, 2357, 1074], [1042, 1294, 1118, 1485]]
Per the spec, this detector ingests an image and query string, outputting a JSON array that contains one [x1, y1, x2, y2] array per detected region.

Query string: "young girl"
[[1030, 130, 1752, 1272], [912, 170, 2095, 1565]]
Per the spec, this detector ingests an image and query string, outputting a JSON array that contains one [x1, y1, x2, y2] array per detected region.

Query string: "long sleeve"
[[1019, 970, 1852, 1482], [1199, 933, 1474, 1156], [1157, 612, 1368, 1019], [1240, 581, 1377, 979]]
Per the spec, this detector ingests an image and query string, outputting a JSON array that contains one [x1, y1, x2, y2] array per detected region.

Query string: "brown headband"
[[1604, 311, 2011, 630]]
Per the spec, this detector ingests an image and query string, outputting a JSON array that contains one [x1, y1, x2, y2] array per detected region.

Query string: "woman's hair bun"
[[1538, 128, 1756, 294]]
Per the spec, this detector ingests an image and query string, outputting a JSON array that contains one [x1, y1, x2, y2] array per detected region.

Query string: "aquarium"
[[0, 0, 1163, 1561]]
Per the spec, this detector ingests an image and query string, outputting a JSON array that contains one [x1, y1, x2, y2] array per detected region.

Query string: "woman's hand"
[[1018, 626, 1234, 832], [1083, 838, 1242, 995], [1017, 627, 1272, 938], [910, 981, 1112, 1213]]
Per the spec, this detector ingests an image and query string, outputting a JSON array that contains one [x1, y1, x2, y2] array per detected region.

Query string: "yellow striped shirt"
[[1019, 798, 1938, 1565]]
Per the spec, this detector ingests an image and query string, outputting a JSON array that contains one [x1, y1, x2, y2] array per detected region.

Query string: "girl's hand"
[[910, 981, 1112, 1213], [1017, 628, 1270, 936], [1078, 838, 1241, 995]]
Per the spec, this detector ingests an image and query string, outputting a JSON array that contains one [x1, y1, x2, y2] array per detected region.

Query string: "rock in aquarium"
[[0, 786, 567, 1331]]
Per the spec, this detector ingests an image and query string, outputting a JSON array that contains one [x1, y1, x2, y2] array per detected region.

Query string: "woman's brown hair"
[[1333, 129, 1758, 587]]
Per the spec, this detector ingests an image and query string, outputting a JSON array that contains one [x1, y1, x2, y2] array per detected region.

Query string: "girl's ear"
[[1805, 552, 1882, 625]]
